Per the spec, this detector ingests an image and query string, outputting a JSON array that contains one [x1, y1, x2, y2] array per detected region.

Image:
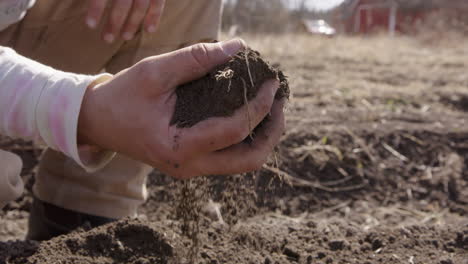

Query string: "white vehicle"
[[303, 19, 337, 36]]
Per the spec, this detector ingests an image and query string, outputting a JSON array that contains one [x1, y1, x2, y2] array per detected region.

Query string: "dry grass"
[[243, 33, 468, 97], [222, 33, 468, 131]]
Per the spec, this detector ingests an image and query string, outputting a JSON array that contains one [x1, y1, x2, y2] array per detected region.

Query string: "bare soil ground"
[[1, 34, 468, 264]]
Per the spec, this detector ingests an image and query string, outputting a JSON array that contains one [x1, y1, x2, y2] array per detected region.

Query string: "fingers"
[[177, 79, 281, 156], [86, 0, 109, 29], [87, 0, 163, 43], [145, 39, 246, 88], [143, 0, 166, 33], [194, 98, 286, 176], [121, 0, 151, 40], [102, 0, 133, 43]]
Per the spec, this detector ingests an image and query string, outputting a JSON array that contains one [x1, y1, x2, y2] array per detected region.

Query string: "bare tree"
[[222, 0, 293, 33]]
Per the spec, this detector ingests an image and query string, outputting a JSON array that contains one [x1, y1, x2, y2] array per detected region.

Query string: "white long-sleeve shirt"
[[0, 1, 115, 208], [0, 0, 35, 30]]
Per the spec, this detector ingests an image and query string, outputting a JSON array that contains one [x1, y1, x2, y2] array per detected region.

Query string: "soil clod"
[[171, 48, 289, 129]]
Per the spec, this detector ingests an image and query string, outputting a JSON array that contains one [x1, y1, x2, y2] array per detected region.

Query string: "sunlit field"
[[2, 33, 467, 263]]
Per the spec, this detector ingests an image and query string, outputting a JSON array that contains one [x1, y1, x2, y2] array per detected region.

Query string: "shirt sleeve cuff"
[[36, 73, 116, 173]]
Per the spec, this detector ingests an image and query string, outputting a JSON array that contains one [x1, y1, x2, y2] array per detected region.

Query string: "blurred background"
[[222, 0, 468, 38]]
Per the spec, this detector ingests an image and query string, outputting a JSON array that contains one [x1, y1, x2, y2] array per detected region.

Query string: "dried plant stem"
[[245, 50, 255, 87], [241, 78, 254, 140]]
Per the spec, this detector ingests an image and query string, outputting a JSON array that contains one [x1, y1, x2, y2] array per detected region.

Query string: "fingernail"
[[104, 34, 114, 43], [123, 32, 133, 41], [220, 38, 245, 56], [86, 18, 97, 29], [147, 25, 157, 33]]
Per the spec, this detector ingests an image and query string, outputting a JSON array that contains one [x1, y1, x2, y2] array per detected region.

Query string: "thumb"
[[157, 39, 245, 88]]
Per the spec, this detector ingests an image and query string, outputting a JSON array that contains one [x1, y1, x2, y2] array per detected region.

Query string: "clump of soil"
[[5, 219, 174, 264], [171, 48, 289, 128]]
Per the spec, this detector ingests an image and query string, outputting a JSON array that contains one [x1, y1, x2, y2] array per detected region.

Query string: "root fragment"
[[215, 69, 234, 92], [244, 50, 255, 87], [241, 78, 254, 141]]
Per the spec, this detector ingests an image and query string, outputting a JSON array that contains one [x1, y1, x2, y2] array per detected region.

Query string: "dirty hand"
[[78, 39, 285, 179], [86, 0, 166, 43]]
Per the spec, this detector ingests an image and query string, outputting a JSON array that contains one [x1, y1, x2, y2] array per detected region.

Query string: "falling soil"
[[171, 48, 290, 263], [175, 179, 208, 263], [170, 48, 289, 128]]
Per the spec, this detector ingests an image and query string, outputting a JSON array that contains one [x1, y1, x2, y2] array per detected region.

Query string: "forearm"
[[0, 46, 114, 172]]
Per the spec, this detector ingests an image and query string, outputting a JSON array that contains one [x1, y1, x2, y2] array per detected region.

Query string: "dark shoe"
[[26, 197, 116, 241]]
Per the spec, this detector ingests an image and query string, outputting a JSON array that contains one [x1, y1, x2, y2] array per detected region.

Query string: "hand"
[[78, 39, 286, 179], [0, 150, 24, 208], [86, 0, 166, 43]]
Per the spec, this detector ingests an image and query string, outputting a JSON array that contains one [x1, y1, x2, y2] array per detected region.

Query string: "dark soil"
[[2, 36, 468, 264], [171, 48, 289, 128], [1, 219, 174, 264]]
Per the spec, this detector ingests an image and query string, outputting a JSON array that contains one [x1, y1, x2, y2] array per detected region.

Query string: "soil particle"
[[0, 240, 38, 263], [328, 239, 347, 251], [171, 48, 289, 128], [455, 231, 468, 249], [317, 252, 327, 259], [440, 260, 454, 264], [282, 246, 300, 262], [365, 233, 384, 251]]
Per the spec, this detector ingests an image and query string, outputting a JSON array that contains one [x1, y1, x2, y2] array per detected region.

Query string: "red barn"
[[334, 0, 468, 35]]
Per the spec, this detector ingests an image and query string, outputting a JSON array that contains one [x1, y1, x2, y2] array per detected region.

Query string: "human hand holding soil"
[[86, 0, 166, 43], [77, 39, 286, 179]]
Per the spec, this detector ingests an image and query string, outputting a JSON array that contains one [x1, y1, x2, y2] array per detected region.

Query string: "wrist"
[[78, 74, 113, 147]]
